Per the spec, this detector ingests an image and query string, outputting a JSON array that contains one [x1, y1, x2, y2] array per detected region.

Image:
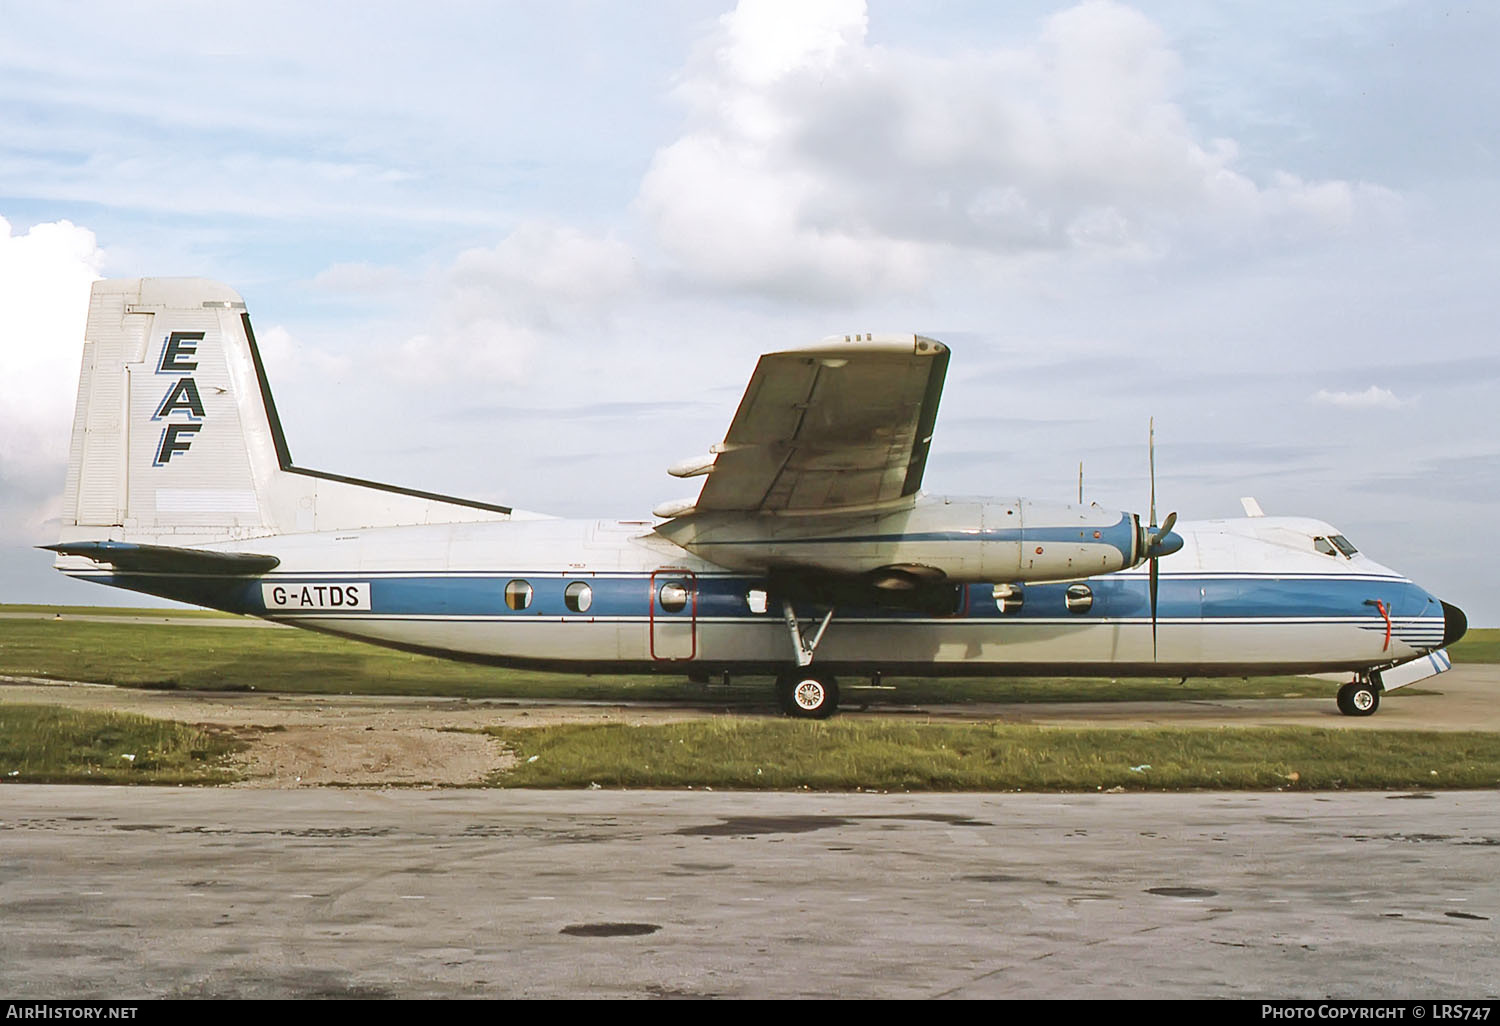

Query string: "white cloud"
[[0, 217, 103, 545], [638, 0, 1398, 301], [389, 220, 640, 385], [1, 150, 488, 227], [0, 217, 103, 474], [1312, 385, 1410, 410], [716, 0, 866, 89], [253, 323, 351, 384], [309, 262, 420, 298]]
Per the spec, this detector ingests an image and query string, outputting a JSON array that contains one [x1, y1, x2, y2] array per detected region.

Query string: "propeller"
[[1142, 418, 1183, 661]]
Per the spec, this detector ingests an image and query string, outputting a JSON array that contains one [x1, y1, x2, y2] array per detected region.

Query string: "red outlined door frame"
[[649, 569, 698, 661]]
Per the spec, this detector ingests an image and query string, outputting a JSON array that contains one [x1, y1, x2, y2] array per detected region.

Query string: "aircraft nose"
[[1442, 600, 1468, 648]]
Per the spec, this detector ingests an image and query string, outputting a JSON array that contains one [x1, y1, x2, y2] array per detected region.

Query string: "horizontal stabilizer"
[[42, 541, 280, 575]]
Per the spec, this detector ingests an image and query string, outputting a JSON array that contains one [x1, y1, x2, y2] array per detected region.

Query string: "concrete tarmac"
[[2, 663, 1496, 998], [1, 787, 1497, 999]]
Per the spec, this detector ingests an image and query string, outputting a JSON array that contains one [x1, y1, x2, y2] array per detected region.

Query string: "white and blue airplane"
[[48, 278, 1466, 718]]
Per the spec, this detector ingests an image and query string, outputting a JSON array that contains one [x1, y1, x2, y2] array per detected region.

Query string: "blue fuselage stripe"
[[79, 570, 1441, 625]]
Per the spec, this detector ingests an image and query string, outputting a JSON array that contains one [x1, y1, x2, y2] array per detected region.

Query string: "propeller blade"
[[1150, 552, 1159, 661], [1143, 418, 1174, 662], [1148, 417, 1157, 528]]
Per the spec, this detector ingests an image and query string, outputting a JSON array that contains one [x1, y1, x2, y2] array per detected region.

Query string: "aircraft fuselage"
[[59, 511, 1457, 680]]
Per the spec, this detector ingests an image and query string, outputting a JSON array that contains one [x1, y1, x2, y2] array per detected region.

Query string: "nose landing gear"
[[1336, 676, 1381, 717]]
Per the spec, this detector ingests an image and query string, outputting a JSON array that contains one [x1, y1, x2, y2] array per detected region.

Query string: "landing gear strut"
[[1336, 677, 1381, 717], [781, 599, 834, 667]]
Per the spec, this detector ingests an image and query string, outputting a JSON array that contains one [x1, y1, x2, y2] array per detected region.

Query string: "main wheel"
[[776, 674, 839, 719], [1336, 680, 1380, 717]]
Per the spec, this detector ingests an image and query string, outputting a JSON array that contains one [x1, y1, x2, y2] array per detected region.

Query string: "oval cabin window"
[[504, 579, 533, 611], [659, 581, 689, 613], [993, 583, 1024, 614], [564, 581, 592, 613], [1064, 583, 1093, 614]]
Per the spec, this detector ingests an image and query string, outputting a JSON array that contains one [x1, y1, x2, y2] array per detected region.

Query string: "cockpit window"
[[1313, 537, 1338, 557], [1330, 535, 1358, 557]]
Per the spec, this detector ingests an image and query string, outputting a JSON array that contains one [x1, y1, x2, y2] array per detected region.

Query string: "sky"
[[1, 0, 1497, 624]]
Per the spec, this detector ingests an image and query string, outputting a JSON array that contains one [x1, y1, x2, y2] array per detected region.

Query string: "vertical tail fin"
[[57, 278, 525, 553], [60, 279, 281, 543]]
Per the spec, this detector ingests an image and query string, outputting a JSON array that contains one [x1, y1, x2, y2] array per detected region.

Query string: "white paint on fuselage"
[[62, 514, 1444, 679]]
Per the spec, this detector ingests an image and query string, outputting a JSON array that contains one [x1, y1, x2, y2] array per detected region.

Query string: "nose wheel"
[[776, 673, 839, 719], [1336, 679, 1380, 717]]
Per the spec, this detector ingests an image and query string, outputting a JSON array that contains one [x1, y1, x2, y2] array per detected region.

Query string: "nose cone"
[[1443, 601, 1468, 648]]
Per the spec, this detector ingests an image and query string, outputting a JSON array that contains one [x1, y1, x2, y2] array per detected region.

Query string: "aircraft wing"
[[690, 335, 949, 514]]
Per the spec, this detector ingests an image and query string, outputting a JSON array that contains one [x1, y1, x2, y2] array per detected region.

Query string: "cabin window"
[[1313, 537, 1338, 557], [564, 581, 592, 613], [659, 581, 689, 613], [746, 588, 768, 614], [1064, 583, 1093, 614], [1330, 534, 1358, 557], [504, 579, 533, 611], [993, 583, 1024, 614]]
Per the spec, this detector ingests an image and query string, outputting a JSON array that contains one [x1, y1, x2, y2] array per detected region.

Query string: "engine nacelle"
[[656, 495, 1153, 584]]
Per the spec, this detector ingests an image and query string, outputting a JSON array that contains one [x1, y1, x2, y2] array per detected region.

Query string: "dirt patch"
[[232, 725, 513, 788], [0, 680, 703, 788], [6, 666, 1498, 787]]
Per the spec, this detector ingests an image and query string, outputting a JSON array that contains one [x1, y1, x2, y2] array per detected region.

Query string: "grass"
[[1451, 628, 1500, 664], [0, 605, 1385, 704], [2, 606, 1495, 792], [0, 604, 239, 618], [4, 698, 1495, 791], [0, 703, 243, 785], [488, 720, 1500, 791], [0, 615, 707, 698]]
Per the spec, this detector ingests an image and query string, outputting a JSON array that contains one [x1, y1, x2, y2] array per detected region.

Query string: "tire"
[[776, 674, 839, 719], [1337, 681, 1380, 717]]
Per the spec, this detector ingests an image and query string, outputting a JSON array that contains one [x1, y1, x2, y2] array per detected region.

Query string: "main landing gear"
[[776, 598, 840, 718], [1336, 676, 1381, 717]]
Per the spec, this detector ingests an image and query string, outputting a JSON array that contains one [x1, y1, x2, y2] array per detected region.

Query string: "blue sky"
[[1, 0, 1497, 623]]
